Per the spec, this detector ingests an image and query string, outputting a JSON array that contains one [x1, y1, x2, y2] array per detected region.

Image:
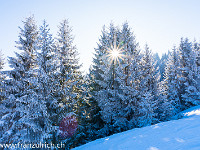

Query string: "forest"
[[0, 16, 200, 149]]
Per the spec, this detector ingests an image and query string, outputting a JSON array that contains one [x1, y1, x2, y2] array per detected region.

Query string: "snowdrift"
[[74, 106, 200, 150]]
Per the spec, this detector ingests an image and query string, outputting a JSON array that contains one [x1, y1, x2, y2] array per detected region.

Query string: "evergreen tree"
[[87, 67, 106, 139], [193, 41, 200, 89], [56, 19, 81, 116], [85, 27, 108, 140], [55, 19, 83, 148], [136, 45, 159, 127], [90, 24, 123, 135], [153, 52, 168, 82], [90, 22, 141, 135], [153, 53, 161, 78], [160, 47, 181, 120], [160, 53, 169, 81], [0, 16, 48, 144], [0, 50, 7, 126], [65, 77, 95, 149], [0, 50, 5, 101], [35, 20, 57, 142], [117, 22, 141, 129], [178, 38, 200, 108], [98, 24, 125, 133]]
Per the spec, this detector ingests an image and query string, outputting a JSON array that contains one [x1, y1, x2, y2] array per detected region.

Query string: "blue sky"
[[1, 0, 200, 72]]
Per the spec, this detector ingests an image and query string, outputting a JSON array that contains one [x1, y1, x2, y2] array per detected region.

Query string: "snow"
[[74, 106, 200, 150], [182, 106, 200, 117], [0, 120, 4, 126]]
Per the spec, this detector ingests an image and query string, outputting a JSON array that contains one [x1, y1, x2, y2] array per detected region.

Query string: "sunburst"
[[106, 36, 125, 65]]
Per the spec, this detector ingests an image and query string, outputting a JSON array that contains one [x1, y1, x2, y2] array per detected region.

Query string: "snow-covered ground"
[[74, 106, 200, 150]]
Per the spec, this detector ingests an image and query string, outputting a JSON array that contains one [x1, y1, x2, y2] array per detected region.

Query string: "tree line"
[[0, 16, 200, 149]]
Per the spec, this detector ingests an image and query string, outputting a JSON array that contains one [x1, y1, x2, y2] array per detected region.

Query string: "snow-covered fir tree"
[[0, 50, 12, 140], [55, 19, 84, 147], [88, 26, 109, 136], [136, 44, 159, 127], [88, 72, 104, 132], [152, 52, 169, 82], [178, 38, 200, 108], [159, 53, 169, 81], [56, 19, 81, 116], [0, 16, 49, 144], [94, 24, 126, 134], [65, 76, 99, 149], [0, 50, 5, 101], [116, 22, 141, 129], [193, 41, 200, 89], [86, 67, 106, 139], [35, 20, 57, 142], [85, 26, 109, 139], [90, 22, 142, 134], [0, 50, 7, 127], [160, 47, 181, 120]]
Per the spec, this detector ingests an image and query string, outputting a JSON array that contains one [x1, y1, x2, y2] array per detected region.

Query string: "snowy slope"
[[74, 106, 200, 150]]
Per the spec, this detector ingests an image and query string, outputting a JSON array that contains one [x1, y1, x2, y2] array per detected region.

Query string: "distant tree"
[[153, 53, 161, 77], [153, 52, 169, 81], [160, 52, 169, 81]]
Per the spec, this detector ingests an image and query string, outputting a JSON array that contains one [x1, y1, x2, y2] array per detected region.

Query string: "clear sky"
[[1, 0, 200, 72]]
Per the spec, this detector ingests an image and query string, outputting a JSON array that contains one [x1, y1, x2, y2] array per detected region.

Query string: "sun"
[[106, 36, 125, 64], [111, 49, 120, 59]]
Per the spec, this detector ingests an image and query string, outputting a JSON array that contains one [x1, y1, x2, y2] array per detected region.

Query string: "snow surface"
[[74, 106, 200, 150]]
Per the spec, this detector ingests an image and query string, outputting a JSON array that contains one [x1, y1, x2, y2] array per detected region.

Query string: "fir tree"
[[116, 22, 141, 129], [0, 50, 7, 126], [94, 24, 125, 133], [193, 41, 200, 89], [136, 45, 159, 127], [56, 19, 81, 116], [55, 19, 83, 148], [90, 22, 141, 134], [178, 38, 200, 108], [0, 50, 5, 101], [87, 68, 105, 139], [0, 16, 48, 144], [160, 53, 169, 81], [35, 20, 57, 142], [160, 47, 181, 120]]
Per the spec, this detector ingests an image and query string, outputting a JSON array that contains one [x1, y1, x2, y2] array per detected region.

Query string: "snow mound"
[[73, 106, 200, 150], [182, 105, 200, 117]]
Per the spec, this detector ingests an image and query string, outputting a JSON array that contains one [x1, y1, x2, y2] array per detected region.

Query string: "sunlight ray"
[[105, 35, 126, 65]]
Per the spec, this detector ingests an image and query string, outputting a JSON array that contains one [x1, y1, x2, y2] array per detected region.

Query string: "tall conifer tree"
[[178, 38, 200, 108], [0, 16, 49, 144]]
